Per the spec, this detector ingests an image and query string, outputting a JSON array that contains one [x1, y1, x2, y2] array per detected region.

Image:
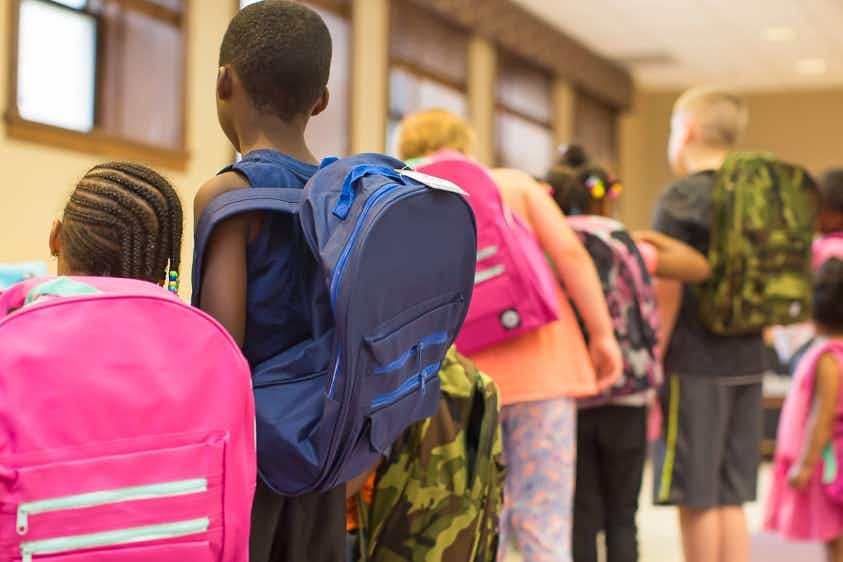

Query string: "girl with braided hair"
[[47, 162, 183, 289]]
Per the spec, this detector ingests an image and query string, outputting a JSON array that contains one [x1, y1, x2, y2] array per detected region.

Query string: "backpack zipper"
[[373, 332, 449, 375], [329, 182, 404, 309], [20, 517, 209, 562], [17, 478, 207, 535], [474, 265, 505, 284], [327, 181, 409, 398], [371, 362, 440, 410], [476, 246, 498, 261]]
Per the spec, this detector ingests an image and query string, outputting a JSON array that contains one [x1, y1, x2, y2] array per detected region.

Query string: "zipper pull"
[[417, 343, 425, 393], [17, 507, 29, 535], [21, 546, 32, 562]]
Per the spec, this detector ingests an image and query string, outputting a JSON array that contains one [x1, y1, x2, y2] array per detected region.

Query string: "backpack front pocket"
[[18, 520, 217, 562], [1, 434, 225, 559]]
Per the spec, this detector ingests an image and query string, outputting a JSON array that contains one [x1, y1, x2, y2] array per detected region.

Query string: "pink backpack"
[[567, 215, 662, 406], [415, 150, 560, 355], [814, 233, 843, 271], [0, 277, 255, 562]]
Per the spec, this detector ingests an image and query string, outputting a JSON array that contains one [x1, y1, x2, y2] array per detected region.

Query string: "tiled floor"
[[503, 462, 825, 562]]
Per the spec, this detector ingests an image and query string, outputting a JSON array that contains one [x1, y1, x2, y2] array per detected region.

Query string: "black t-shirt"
[[652, 171, 766, 378]]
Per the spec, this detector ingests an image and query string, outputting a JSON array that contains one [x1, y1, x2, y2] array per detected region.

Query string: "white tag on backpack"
[[397, 169, 468, 196]]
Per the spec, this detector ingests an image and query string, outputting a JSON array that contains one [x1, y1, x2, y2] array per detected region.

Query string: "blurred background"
[[2, 0, 841, 272]]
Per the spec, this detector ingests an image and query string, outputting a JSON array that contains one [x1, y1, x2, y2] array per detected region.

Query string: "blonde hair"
[[397, 109, 476, 161], [674, 86, 748, 149]]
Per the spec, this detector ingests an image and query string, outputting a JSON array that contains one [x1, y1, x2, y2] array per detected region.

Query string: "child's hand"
[[590, 334, 623, 391], [787, 463, 813, 490]]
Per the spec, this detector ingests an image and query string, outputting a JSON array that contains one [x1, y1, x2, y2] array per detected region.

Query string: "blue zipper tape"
[[371, 362, 440, 410], [372, 332, 449, 375]]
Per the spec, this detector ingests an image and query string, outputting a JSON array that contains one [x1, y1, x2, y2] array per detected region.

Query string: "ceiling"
[[511, 0, 843, 91]]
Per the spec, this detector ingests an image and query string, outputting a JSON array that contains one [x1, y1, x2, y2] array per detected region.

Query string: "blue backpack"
[[192, 154, 477, 495]]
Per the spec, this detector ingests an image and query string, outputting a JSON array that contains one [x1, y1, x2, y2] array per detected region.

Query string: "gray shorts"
[[652, 374, 763, 509]]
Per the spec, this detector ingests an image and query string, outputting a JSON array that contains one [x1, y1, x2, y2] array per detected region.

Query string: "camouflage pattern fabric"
[[357, 347, 505, 562], [698, 152, 817, 335]]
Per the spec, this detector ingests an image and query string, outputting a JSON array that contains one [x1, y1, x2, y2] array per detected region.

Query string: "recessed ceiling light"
[[763, 26, 796, 42], [796, 58, 827, 75]]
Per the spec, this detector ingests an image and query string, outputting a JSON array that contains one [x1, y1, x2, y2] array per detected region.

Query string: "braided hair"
[[60, 162, 183, 286]]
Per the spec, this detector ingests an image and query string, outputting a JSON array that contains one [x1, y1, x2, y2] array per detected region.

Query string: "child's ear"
[[312, 87, 330, 117], [49, 219, 62, 259], [217, 66, 233, 101]]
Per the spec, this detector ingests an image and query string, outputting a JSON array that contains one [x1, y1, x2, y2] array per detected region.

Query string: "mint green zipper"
[[20, 517, 209, 562], [475, 265, 504, 284], [17, 478, 207, 535], [476, 246, 498, 261]]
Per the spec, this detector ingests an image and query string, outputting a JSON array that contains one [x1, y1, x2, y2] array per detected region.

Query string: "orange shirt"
[[466, 169, 599, 406]]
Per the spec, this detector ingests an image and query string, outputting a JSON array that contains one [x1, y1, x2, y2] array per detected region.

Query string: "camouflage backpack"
[[698, 152, 817, 335], [356, 347, 505, 562]]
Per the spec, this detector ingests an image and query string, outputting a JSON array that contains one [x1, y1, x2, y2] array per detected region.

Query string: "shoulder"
[[655, 173, 715, 224], [490, 167, 552, 210], [193, 171, 251, 226], [490, 168, 542, 195], [817, 349, 843, 376]]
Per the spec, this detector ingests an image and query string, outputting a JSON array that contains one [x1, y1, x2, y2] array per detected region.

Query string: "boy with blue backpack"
[[193, 3, 342, 560], [193, 2, 476, 561]]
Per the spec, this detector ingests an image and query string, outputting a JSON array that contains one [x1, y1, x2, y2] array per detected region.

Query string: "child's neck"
[[238, 117, 318, 166]]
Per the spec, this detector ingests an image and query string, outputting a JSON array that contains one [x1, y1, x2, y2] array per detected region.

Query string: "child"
[[4, 161, 180, 312], [652, 87, 761, 562], [766, 258, 843, 561], [547, 145, 709, 562], [193, 2, 344, 561], [398, 109, 623, 562], [48, 161, 182, 288], [816, 169, 843, 270]]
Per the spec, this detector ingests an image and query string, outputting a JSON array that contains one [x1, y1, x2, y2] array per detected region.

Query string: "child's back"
[[193, 3, 344, 561], [0, 163, 256, 562], [766, 259, 843, 556]]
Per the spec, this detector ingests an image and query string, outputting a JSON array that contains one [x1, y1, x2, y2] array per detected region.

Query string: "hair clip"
[[168, 270, 179, 293], [585, 176, 606, 199], [608, 181, 624, 200]]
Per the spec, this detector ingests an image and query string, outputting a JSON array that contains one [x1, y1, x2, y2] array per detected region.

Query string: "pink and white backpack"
[[413, 150, 560, 355], [0, 277, 255, 562], [567, 215, 662, 406]]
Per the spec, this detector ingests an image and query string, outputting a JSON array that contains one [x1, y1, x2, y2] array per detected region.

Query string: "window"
[[16, 0, 97, 132], [7, 0, 187, 168], [495, 53, 555, 178], [574, 92, 619, 171], [387, 1, 468, 157], [239, 0, 350, 158]]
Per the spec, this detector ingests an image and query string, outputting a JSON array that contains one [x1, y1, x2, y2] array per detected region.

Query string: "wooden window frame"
[[6, 0, 190, 170]]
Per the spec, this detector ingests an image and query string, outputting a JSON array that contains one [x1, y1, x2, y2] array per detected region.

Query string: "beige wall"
[[619, 87, 843, 230], [0, 3, 236, 293]]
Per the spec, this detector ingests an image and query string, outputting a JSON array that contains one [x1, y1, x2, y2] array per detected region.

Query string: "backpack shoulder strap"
[[191, 187, 303, 306]]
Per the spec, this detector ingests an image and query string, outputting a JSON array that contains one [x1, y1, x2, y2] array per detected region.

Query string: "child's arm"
[[633, 230, 711, 283], [516, 172, 623, 387], [790, 352, 842, 489], [193, 172, 255, 346]]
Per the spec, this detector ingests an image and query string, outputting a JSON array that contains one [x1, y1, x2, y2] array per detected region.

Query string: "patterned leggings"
[[498, 397, 576, 562]]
